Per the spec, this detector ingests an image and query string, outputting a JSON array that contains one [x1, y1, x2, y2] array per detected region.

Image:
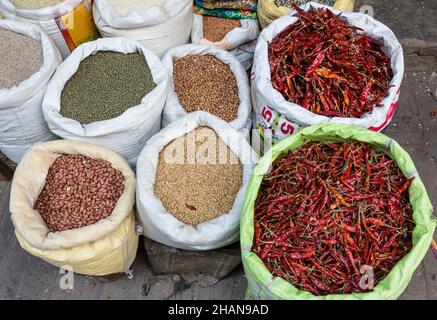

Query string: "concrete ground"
[[0, 0, 436, 300]]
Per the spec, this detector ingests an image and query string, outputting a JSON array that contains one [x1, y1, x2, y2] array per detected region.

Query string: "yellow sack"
[[10, 140, 138, 276], [258, 0, 355, 28]]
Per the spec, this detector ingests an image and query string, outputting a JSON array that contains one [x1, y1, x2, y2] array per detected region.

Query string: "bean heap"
[[0, 29, 42, 89], [254, 142, 415, 295], [61, 51, 156, 124], [269, 6, 393, 118], [203, 16, 241, 42], [173, 55, 240, 123], [34, 154, 125, 232], [154, 127, 243, 225], [10, 0, 64, 9]]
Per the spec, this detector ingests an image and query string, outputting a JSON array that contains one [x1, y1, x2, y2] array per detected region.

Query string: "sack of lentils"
[[257, 0, 355, 29], [191, 14, 259, 51], [191, 14, 259, 70], [252, 3, 404, 150], [92, 0, 193, 58], [42, 37, 168, 166], [10, 140, 138, 276], [136, 111, 259, 251], [241, 124, 436, 300], [0, 19, 61, 163], [162, 44, 252, 135], [0, 0, 100, 59]]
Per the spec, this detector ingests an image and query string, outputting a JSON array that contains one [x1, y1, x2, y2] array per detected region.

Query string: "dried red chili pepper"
[[268, 6, 393, 118], [253, 142, 415, 296]]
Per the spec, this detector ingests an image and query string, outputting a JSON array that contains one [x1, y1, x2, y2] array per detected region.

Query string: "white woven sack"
[[191, 13, 259, 51], [162, 44, 252, 134], [136, 111, 259, 251], [93, 0, 193, 58], [0, 19, 61, 162], [252, 2, 404, 144], [0, 0, 98, 58], [42, 37, 168, 166]]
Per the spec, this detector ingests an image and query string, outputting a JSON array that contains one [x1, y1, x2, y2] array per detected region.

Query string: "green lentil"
[[61, 51, 156, 124]]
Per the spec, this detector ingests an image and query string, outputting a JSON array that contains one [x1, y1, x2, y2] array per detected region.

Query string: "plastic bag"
[[252, 2, 404, 147], [0, 0, 100, 58], [162, 44, 252, 134], [92, 0, 193, 58], [191, 13, 259, 51], [0, 19, 61, 163], [241, 124, 436, 300], [42, 37, 169, 166], [136, 111, 259, 251], [257, 0, 355, 28], [10, 140, 139, 276]]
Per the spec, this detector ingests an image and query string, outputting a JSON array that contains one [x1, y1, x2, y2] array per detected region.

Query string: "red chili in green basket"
[[253, 142, 415, 296], [268, 5, 393, 118]]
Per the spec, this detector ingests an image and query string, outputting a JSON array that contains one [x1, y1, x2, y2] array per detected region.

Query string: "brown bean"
[[33, 154, 125, 232]]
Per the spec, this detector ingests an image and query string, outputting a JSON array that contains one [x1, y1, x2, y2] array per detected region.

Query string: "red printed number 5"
[[261, 107, 273, 122], [281, 122, 295, 135]]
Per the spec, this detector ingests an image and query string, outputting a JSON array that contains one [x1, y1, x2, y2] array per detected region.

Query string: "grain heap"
[[0, 29, 42, 89], [154, 126, 243, 225], [173, 55, 240, 122], [34, 154, 125, 232], [61, 51, 156, 124], [203, 16, 240, 42], [10, 0, 64, 9], [107, 0, 164, 16]]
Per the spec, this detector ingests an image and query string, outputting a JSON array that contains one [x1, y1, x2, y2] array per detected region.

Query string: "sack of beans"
[[0, 0, 100, 58], [0, 19, 61, 163], [191, 14, 259, 51], [42, 37, 168, 166], [257, 0, 355, 29], [162, 44, 252, 134], [92, 0, 193, 58], [10, 140, 138, 276], [136, 111, 258, 251], [191, 14, 259, 70], [252, 3, 404, 151], [241, 124, 436, 299]]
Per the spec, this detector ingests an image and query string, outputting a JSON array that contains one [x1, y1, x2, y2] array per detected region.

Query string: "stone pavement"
[[0, 0, 436, 300]]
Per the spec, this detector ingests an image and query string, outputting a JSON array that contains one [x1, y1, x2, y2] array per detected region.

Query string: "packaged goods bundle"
[[258, 0, 355, 28], [136, 111, 258, 251], [194, 0, 258, 20], [191, 14, 259, 69], [42, 37, 169, 166], [92, 0, 193, 58], [10, 140, 139, 276], [252, 3, 404, 149], [0, 0, 99, 58], [241, 124, 436, 299], [0, 19, 61, 162], [162, 44, 252, 134]]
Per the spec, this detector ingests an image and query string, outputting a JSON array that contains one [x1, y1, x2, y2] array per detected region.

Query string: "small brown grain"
[[173, 55, 240, 123], [203, 16, 241, 42], [154, 127, 243, 225]]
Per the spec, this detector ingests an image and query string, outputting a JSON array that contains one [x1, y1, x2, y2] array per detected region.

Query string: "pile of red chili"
[[253, 142, 415, 295], [268, 6, 393, 118]]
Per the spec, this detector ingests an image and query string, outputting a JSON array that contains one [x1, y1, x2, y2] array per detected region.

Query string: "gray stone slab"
[[355, 0, 437, 43]]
